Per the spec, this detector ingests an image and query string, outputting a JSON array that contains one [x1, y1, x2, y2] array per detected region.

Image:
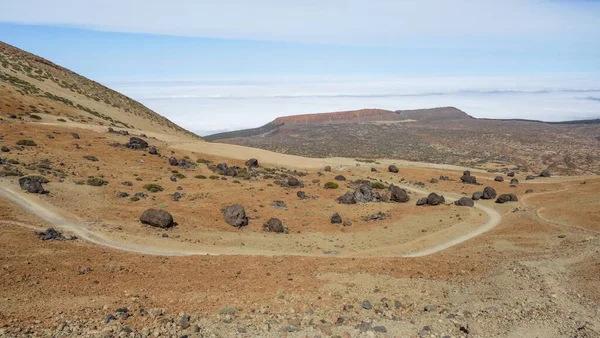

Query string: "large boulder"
[[245, 158, 259, 168], [482, 186, 497, 200], [507, 172, 515, 177], [334, 175, 346, 181], [337, 191, 356, 204], [494, 176, 504, 182], [416, 197, 428, 206], [389, 185, 409, 203], [18, 176, 46, 194], [223, 204, 249, 227], [288, 177, 301, 187], [472, 191, 483, 200], [330, 213, 342, 224], [148, 146, 158, 155], [510, 178, 519, 185], [216, 163, 228, 172], [388, 165, 399, 173], [140, 209, 174, 228], [169, 157, 179, 166], [540, 170, 551, 177], [426, 192, 445, 206], [354, 184, 381, 203], [125, 137, 148, 150], [496, 194, 518, 204], [430, 178, 439, 184], [454, 197, 474, 207], [297, 191, 307, 199], [263, 218, 286, 233], [461, 174, 477, 184]]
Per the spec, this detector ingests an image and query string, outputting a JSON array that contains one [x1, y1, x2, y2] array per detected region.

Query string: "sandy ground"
[[0, 119, 599, 337]]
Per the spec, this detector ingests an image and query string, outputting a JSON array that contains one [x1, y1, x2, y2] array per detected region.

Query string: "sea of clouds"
[[106, 74, 600, 136]]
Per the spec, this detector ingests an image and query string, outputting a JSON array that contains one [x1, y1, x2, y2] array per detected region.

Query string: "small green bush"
[[143, 183, 164, 193], [209, 175, 220, 180], [16, 140, 37, 146], [83, 155, 99, 161], [196, 158, 211, 164], [135, 177, 143, 181], [130, 196, 140, 202], [29, 114, 42, 120], [7, 159, 19, 164], [173, 173, 186, 179], [371, 182, 386, 189], [232, 180, 241, 184], [195, 175, 207, 179], [324, 182, 339, 189], [87, 177, 107, 186]]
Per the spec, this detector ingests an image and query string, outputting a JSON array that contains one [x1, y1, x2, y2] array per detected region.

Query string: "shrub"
[[16, 139, 37, 146], [173, 173, 186, 179], [195, 175, 207, 179], [196, 158, 211, 164], [130, 196, 140, 202], [371, 182, 386, 189], [87, 177, 107, 186], [57, 118, 67, 122], [135, 177, 143, 181], [209, 175, 220, 180], [7, 159, 19, 164], [29, 114, 42, 120], [75, 180, 85, 185], [324, 182, 339, 189], [83, 155, 99, 161], [232, 180, 241, 184], [121, 181, 133, 186], [143, 183, 164, 193]]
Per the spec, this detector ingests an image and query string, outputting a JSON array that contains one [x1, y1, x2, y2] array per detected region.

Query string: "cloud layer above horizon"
[[2, 0, 600, 46]]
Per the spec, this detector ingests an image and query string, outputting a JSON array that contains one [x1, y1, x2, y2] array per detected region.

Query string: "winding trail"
[[0, 182, 502, 258]]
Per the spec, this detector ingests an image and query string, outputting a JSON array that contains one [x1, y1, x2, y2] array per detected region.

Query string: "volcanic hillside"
[[207, 107, 600, 175], [0, 41, 199, 139]]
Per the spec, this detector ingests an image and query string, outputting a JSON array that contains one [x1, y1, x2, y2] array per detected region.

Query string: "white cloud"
[[106, 74, 600, 135], [2, 0, 599, 45]]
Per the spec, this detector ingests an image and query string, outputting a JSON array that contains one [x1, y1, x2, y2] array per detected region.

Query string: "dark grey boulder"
[[430, 178, 439, 184], [245, 158, 259, 168], [426, 192, 445, 206], [461, 174, 477, 184], [525, 189, 534, 193], [496, 194, 518, 203], [507, 172, 515, 177], [337, 191, 356, 204], [540, 170, 551, 177], [37, 228, 66, 240], [71, 132, 80, 139], [472, 191, 483, 200], [125, 137, 148, 150], [510, 178, 519, 185], [494, 176, 504, 182], [324, 166, 331, 172], [482, 186, 497, 200], [18, 176, 46, 194], [388, 165, 399, 173], [454, 197, 474, 207], [263, 218, 285, 233], [330, 213, 342, 224], [334, 175, 346, 181], [354, 184, 381, 203], [296, 191, 306, 199], [525, 175, 536, 180], [148, 146, 158, 155], [389, 185, 409, 203], [168, 157, 179, 166], [288, 177, 300, 187], [343, 220, 353, 226], [1, 146, 9, 152], [223, 204, 249, 227], [371, 167, 377, 172], [416, 197, 428, 206], [140, 209, 174, 228]]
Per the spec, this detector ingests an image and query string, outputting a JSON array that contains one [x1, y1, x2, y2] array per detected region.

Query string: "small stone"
[[361, 300, 372, 310]]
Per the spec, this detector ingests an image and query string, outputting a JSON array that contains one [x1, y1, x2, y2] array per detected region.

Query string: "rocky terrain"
[[0, 42, 599, 337], [208, 108, 600, 176]]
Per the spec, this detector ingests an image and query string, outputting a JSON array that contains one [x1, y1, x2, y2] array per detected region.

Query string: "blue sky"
[[0, 1, 599, 132]]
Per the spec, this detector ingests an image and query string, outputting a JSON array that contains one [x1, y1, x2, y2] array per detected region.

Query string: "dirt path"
[[0, 181, 503, 258]]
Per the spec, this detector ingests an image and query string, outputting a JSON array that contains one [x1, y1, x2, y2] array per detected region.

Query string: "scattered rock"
[[330, 213, 342, 224], [439, 175, 450, 181], [389, 185, 410, 203], [362, 211, 386, 221], [140, 209, 174, 228], [472, 191, 483, 200], [425, 192, 445, 206], [263, 218, 286, 233], [125, 137, 148, 150], [71, 132, 80, 139], [416, 197, 428, 206], [510, 178, 519, 185], [18, 176, 46, 194], [288, 177, 300, 187], [245, 158, 259, 168], [494, 176, 504, 182], [270, 200, 287, 209], [361, 300, 372, 310], [343, 220, 353, 226], [337, 191, 356, 204], [496, 194, 519, 203], [37, 228, 66, 241], [454, 197, 474, 207], [117, 192, 130, 198], [482, 186, 497, 200], [334, 175, 346, 181], [0, 146, 8, 152], [168, 157, 179, 166], [296, 191, 306, 199], [526, 189, 534, 193], [525, 175, 536, 180], [430, 178, 439, 184], [461, 172, 477, 184], [324, 166, 331, 172], [540, 169, 551, 177], [148, 146, 158, 155], [388, 165, 399, 173], [223, 204, 249, 227], [371, 167, 378, 172]]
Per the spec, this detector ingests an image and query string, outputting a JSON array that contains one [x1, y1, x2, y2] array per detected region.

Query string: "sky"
[[1, 0, 599, 135]]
